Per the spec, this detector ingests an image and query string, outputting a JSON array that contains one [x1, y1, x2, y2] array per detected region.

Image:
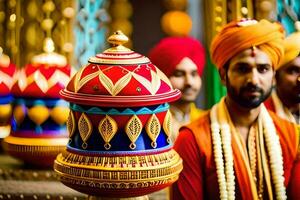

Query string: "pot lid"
[[61, 31, 181, 107]]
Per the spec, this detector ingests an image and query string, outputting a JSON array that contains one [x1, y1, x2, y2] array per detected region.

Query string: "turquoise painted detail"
[[277, 0, 300, 35], [74, 0, 110, 69], [70, 103, 170, 115]]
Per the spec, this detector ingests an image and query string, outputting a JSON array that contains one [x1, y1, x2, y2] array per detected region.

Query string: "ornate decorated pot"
[[54, 31, 183, 198], [3, 38, 72, 167], [0, 52, 16, 139]]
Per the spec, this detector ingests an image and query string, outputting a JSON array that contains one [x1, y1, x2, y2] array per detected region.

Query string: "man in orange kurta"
[[171, 19, 300, 200], [264, 31, 300, 124]]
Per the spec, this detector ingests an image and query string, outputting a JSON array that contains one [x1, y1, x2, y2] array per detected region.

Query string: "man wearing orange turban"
[[149, 36, 206, 142], [171, 19, 300, 200], [265, 31, 300, 124]]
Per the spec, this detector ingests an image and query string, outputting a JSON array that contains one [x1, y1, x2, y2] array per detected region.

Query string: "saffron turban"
[[211, 19, 284, 69], [278, 31, 300, 68], [148, 37, 206, 77]]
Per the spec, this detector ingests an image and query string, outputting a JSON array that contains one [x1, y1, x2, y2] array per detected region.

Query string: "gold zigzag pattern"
[[0, 70, 14, 89], [17, 69, 70, 93], [74, 65, 166, 95]]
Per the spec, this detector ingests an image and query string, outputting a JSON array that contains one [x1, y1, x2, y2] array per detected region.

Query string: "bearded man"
[[171, 19, 300, 200], [265, 31, 300, 124]]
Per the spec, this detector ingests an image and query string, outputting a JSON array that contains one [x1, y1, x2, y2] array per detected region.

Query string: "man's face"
[[222, 48, 274, 108], [276, 56, 300, 105], [169, 57, 202, 103]]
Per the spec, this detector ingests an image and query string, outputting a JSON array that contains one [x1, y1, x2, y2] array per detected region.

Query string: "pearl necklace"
[[210, 105, 235, 200], [210, 101, 287, 200]]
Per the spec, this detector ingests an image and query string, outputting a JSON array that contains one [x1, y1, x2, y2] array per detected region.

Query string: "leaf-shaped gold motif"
[[111, 72, 132, 96], [132, 73, 153, 94], [67, 110, 76, 138], [132, 70, 161, 95], [125, 115, 143, 149], [155, 66, 173, 89], [163, 110, 172, 143], [78, 113, 93, 143], [150, 70, 161, 95], [99, 70, 114, 95], [146, 114, 161, 148], [98, 115, 118, 150], [99, 70, 132, 96], [74, 66, 85, 93], [77, 71, 100, 92]]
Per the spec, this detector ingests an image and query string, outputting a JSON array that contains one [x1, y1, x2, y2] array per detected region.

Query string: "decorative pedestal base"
[[3, 136, 68, 167]]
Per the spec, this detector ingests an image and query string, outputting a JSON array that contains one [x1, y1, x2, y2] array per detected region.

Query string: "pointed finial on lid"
[[107, 30, 129, 47]]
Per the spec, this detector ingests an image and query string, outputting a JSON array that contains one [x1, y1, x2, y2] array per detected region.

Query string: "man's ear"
[[219, 67, 226, 85]]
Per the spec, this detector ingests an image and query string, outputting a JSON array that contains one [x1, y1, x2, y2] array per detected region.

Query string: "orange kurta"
[[171, 111, 300, 200]]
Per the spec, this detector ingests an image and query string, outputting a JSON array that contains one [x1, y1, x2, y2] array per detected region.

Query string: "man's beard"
[[226, 80, 272, 109]]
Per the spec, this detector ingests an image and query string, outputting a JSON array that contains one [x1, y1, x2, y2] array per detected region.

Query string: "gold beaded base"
[[3, 135, 68, 167], [54, 149, 182, 198]]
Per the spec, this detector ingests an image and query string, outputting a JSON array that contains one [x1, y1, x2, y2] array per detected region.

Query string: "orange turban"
[[211, 19, 284, 69], [278, 31, 300, 68]]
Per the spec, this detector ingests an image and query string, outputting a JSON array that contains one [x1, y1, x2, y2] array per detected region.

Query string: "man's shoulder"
[[269, 110, 296, 128], [187, 110, 210, 127], [180, 111, 211, 139], [268, 110, 298, 142]]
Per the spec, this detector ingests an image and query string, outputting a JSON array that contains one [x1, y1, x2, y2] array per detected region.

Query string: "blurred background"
[[0, 0, 299, 108]]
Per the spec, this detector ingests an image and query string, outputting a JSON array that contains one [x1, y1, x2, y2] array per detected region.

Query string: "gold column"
[[5, 0, 21, 66], [3, 0, 76, 67], [204, 0, 254, 45], [204, 0, 227, 45], [230, 0, 253, 20]]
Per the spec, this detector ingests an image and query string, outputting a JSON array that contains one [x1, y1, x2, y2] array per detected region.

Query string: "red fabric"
[[264, 96, 276, 112], [148, 37, 206, 77], [171, 111, 300, 200]]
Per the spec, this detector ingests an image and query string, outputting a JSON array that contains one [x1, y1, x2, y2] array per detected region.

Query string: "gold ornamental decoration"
[[78, 113, 93, 149], [98, 115, 118, 150], [67, 110, 76, 139], [163, 110, 172, 143], [125, 115, 143, 150], [54, 31, 183, 198], [146, 114, 161, 148]]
